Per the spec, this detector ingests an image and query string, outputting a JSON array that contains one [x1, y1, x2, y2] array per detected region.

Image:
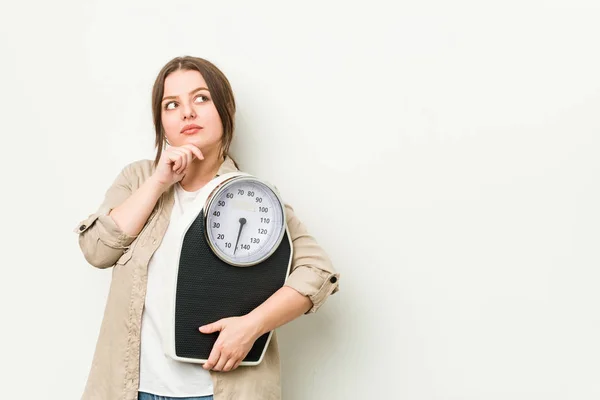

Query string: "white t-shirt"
[[138, 182, 213, 397]]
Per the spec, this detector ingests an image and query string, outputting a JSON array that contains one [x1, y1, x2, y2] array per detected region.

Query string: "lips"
[[181, 124, 203, 134]]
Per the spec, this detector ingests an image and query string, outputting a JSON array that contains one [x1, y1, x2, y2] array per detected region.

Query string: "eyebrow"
[[162, 87, 209, 102]]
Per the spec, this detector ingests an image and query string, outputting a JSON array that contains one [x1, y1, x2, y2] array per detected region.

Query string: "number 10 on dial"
[[204, 176, 286, 267]]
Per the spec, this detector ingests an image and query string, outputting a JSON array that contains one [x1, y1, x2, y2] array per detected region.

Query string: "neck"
[[179, 151, 223, 191]]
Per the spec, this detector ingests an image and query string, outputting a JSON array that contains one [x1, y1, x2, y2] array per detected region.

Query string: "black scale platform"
[[174, 211, 291, 363]]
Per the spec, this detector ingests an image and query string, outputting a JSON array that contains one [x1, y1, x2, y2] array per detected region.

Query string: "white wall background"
[[1, 0, 599, 398]]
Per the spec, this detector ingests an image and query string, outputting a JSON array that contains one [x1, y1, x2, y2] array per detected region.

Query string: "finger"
[[223, 357, 237, 372], [170, 148, 187, 174], [213, 352, 229, 372], [171, 147, 187, 170], [199, 320, 223, 334], [203, 346, 221, 370], [166, 152, 182, 172], [181, 147, 193, 170], [181, 144, 203, 161], [233, 360, 242, 370], [173, 156, 183, 174], [176, 154, 186, 175], [184, 144, 205, 160]]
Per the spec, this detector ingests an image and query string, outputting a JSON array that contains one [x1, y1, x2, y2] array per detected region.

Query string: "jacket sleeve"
[[283, 203, 340, 314], [73, 163, 138, 269]]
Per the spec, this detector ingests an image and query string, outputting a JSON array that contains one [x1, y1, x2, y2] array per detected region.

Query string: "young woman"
[[75, 56, 340, 400]]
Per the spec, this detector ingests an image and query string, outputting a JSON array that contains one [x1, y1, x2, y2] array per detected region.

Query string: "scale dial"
[[204, 176, 286, 267]]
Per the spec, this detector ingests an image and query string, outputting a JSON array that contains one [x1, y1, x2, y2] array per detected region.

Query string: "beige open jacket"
[[74, 156, 340, 400]]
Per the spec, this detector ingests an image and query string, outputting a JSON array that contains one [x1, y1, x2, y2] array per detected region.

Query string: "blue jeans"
[[137, 392, 213, 400]]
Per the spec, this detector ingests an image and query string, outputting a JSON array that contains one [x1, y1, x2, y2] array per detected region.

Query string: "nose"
[[181, 103, 196, 120]]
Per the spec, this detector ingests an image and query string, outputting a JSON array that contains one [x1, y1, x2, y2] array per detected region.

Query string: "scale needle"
[[234, 217, 247, 255]]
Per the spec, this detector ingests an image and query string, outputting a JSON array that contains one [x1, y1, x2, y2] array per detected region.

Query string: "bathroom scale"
[[162, 172, 293, 366]]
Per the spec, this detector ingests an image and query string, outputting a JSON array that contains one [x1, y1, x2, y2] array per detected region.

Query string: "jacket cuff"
[[74, 209, 137, 249], [284, 265, 340, 314]]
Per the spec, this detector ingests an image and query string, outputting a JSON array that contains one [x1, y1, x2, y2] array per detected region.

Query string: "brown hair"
[[151, 56, 237, 167]]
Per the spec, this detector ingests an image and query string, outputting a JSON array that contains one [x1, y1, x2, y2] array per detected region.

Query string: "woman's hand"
[[151, 144, 205, 189], [199, 316, 264, 372]]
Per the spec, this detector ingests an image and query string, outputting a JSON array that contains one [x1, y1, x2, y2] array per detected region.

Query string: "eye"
[[164, 101, 177, 110], [194, 94, 210, 103]]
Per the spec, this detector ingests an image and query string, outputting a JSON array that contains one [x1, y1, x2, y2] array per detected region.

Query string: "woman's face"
[[161, 69, 223, 155]]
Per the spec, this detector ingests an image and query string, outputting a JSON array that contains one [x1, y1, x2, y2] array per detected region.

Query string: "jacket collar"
[[216, 155, 238, 176]]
